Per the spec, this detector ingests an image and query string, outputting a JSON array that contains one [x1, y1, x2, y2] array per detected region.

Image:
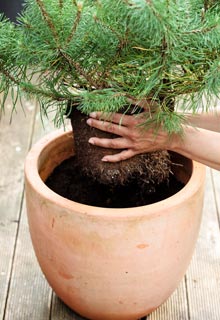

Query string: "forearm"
[[169, 126, 220, 170], [184, 108, 220, 132]]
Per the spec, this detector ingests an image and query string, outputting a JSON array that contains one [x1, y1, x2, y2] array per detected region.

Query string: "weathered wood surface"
[[0, 98, 220, 320], [0, 98, 36, 320]]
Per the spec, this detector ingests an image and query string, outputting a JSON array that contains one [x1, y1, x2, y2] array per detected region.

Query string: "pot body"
[[25, 130, 206, 320]]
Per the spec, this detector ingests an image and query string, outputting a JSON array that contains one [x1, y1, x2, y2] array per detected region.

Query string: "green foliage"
[[0, 0, 220, 130]]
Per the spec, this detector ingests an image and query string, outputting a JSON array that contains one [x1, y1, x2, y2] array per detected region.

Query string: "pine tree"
[[1, 0, 220, 128], [0, 0, 220, 186]]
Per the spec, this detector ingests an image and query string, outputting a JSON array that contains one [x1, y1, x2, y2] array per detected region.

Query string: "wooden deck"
[[0, 96, 220, 320]]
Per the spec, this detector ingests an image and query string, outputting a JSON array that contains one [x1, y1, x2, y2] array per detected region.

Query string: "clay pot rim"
[[25, 129, 206, 219]]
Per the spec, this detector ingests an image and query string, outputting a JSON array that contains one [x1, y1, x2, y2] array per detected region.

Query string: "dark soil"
[[46, 156, 184, 208]]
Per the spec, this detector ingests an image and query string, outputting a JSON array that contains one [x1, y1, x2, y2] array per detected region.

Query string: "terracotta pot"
[[25, 129, 206, 320]]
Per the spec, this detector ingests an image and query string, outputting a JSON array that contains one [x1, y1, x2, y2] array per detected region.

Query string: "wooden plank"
[[0, 222, 17, 319], [3, 105, 55, 320], [3, 204, 52, 320], [0, 97, 36, 319], [0, 99, 34, 223], [186, 168, 220, 320]]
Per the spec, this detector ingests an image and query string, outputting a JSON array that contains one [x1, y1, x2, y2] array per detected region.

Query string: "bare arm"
[[87, 110, 220, 170], [170, 126, 220, 170], [184, 108, 220, 132]]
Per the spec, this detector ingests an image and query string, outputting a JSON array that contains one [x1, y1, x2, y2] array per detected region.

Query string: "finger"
[[101, 149, 136, 163], [88, 137, 132, 149], [87, 117, 130, 136], [89, 111, 138, 126]]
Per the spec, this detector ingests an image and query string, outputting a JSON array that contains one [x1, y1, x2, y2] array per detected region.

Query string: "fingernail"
[[102, 157, 109, 162], [89, 138, 95, 145], [89, 112, 97, 118], [87, 119, 92, 125]]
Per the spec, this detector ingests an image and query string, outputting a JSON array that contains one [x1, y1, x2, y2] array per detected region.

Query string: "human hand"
[[86, 111, 169, 162]]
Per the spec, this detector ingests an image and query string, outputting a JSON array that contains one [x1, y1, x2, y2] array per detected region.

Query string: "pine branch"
[[66, 1, 82, 44], [59, 0, 64, 9], [204, 0, 216, 11], [58, 50, 96, 88], [0, 63, 19, 85], [35, 0, 59, 42], [184, 24, 218, 34], [0, 62, 67, 102], [93, 15, 125, 49]]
